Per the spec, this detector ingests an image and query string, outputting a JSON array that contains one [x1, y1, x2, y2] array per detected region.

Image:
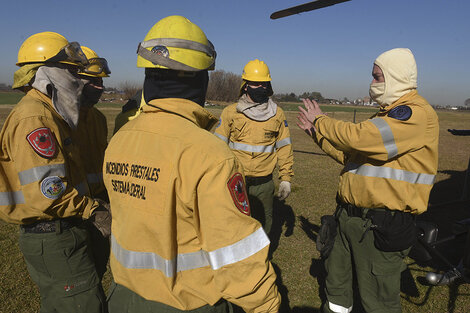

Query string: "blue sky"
[[0, 0, 469, 106]]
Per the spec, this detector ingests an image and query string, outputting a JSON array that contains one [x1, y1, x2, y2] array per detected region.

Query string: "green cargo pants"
[[107, 282, 232, 313], [19, 224, 107, 313], [246, 177, 274, 236], [323, 208, 408, 313]]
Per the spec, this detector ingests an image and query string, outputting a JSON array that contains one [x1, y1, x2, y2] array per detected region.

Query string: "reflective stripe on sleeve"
[[214, 133, 228, 143], [229, 141, 275, 153], [208, 227, 269, 270], [276, 137, 292, 149], [18, 164, 66, 185], [111, 227, 269, 276], [370, 118, 398, 159], [345, 163, 435, 185], [87, 173, 103, 184], [0, 191, 25, 205], [111, 235, 210, 277]]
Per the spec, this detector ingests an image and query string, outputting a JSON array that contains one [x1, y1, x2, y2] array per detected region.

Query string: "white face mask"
[[32, 65, 85, 129], [369, 82, 385, 105]]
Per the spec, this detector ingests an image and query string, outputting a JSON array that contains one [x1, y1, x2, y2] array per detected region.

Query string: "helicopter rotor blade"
[[270, 0, 351, 20]]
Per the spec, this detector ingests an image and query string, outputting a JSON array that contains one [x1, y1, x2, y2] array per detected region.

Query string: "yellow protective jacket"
[[313, 90, 438, 214], [113, 90, 143, 134], [214, 103, 294, 181], [0, 89, 100, 224], [75, 107, 108, 200], [103, 98, 280, 312]]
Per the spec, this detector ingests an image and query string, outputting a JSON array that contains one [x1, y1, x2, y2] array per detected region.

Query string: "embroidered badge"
[[26, 127, 56, 158], [40, 176, 65, 200], [284, 120, 288, 127], [227, 173, 250, 215], [388, 105, 412, 121], [216, 118, 221, 128]]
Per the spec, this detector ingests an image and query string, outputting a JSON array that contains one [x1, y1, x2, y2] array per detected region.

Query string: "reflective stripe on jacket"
[[103, 98, 280, 312], [214, 103, 294, 181], [313, 90, 438, 214], [0, 89, 99, 224]]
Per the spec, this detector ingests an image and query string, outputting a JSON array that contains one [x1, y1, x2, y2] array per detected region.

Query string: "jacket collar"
[[143, 98, 218, 131], [27, 88, 68, 123], [28, 88, 52, 106]]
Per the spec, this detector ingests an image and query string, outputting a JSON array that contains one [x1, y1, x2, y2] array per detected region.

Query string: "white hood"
[[372, 48, 417, 108]]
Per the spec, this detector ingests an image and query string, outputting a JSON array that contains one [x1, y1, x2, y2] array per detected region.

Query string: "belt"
[[21, 217, 82, 233], [245, 174, 273, 186], [337, 201, 388, 219]]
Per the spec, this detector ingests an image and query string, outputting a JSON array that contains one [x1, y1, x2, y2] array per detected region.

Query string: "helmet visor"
[[47, 42, 88, 66], [82, 58, 111, 75]]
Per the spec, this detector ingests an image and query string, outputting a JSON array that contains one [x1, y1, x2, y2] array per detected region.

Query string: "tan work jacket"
[[313, 90, 438, 214], [214, 103, 294, 181], [0, 89, 99, 224], [103, 98, 280, 312], [76, 107, 108, 200]]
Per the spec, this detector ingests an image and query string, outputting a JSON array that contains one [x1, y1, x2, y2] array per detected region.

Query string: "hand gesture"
[[296, 98, 325, 136]]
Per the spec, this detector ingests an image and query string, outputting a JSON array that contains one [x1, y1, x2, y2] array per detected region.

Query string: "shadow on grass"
[[269, 197, 296, 258], [298, 215, 320, 243]]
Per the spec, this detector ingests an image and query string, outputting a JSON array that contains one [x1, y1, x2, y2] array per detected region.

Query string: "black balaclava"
[[143, 68, 209, 107], [81, 76, 104, 107]]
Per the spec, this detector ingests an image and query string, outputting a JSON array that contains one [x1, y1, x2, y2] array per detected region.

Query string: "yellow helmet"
[[239, 59, 273, 97], [242, 59, 271, 82], [78, 46, 111, 77], [137, 15, 216, 71], [16, 31, 88, 67]]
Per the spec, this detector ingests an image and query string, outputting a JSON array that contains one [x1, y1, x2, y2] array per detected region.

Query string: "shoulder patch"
[[26, 127, 57, 158], [227, 173, 250, 215], [41, 176, 65, 199], [215, 118, 221, 128], [284, 120, 288, 127], [387, 105, 412, 121]]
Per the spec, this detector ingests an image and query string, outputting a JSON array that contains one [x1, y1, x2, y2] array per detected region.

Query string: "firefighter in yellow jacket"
[[76, 46, 111, 201], [214, 60, 294, 236], [113, 90, 143, 134], [103, 15, 280, 313], [297, 48, 438, 313], [76, 46, 112, 280], [0, 32, 110, 312]]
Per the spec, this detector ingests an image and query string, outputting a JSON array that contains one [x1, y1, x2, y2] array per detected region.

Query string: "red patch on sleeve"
[[26, 127, 57, 158], [227, 173, 250, 215]]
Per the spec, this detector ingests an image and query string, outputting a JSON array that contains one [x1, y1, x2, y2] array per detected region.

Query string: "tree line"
[[206, 70, 326, 104]]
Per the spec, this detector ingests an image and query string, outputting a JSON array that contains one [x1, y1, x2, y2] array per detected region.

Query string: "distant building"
[[0, 83, 12, 91]]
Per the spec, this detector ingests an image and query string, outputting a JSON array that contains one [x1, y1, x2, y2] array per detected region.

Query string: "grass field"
[[0, 92, 23, 105], [1, 94, 470, 312]]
